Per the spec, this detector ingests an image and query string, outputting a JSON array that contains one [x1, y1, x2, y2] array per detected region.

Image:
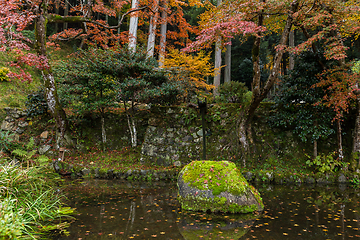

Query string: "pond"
[[55, 180, 360, 239]]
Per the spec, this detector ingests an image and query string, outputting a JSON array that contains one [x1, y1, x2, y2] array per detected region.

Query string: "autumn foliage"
[[161, 49, 214, 93]]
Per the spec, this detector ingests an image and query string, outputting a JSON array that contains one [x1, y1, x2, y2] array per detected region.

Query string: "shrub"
[[0, 130, 16, 153], [0, 161, 74, 238], [25, 88, 49, 117], [0, 67, 10, 82], [217, 81, 248, 103], [305, 152, 347, 174]]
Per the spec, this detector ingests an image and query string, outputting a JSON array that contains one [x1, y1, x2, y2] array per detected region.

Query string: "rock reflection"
[[177, 211, 258, 239]]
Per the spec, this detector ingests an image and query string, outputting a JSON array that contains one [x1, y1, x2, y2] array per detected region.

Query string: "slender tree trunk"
[[213, 0, 222, 95], [314, 140, 318, 159], [118, 15, 121, 35], [123, 102, 137, 147], [54, 0, 60, 32], [101, 114, 106, 150], [63, 1, 69, 30], [79, 0, 92, 50], [353, 92, 360, 165], [224, 43, 231, 83], [337, 119, 344, 161], [314, 120, 318, 158], [147, 0, 159, 58], [238, 0, 298, 155], [213, 40, 222, 95], [158, 0, 168, 66], [128, 0, 139, 53], [289, 30, 295, 71], [35, 12, 71, 148]]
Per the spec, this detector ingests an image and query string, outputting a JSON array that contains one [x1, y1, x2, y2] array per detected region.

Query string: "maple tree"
[[161, 49, 214, 99], [0, 0, 149, 147], [185, 0, 360, 164]]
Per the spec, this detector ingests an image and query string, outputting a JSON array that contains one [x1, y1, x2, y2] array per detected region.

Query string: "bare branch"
[[90, 5, 150, 29], [305, 0, 317, 14]]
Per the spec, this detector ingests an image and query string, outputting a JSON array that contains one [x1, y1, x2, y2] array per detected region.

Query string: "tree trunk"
[[239, 0, 298, 155], [101, 114, 106, 150], [314, 140, 318, 159], [126, 114, 137, 147], [63, 1, 69, 30], [353, 94, 360, 165], [35, 12, 71, 148], [289, 30, 295, 71], [158, 0, 168, 66], [54, 0, 60, 32], [224, 43, 231, 83], [128, 0, 139, 53], [314, 120, 318, 159], [123, 102, 137, 147], [213, 39, 222, 95], [147, 0, 159, 58], [213, 0, 222, 95], [337, 119, 344, 161]]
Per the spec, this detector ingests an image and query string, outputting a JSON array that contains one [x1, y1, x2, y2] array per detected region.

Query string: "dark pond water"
[[55, 180, 360, 239]]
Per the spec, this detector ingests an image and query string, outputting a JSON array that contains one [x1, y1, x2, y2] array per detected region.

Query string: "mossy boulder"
[[177, 160, 264, 213]]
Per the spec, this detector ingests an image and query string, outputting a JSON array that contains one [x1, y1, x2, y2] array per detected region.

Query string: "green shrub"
[[0, 198, 23, 239], [217, 81, 248, 103], [25, 88, 49, 117], [305, 152, 347, 174], [0, 130, 17, 153], [0, 162, 74, 238], [0, 67, 10, 82]]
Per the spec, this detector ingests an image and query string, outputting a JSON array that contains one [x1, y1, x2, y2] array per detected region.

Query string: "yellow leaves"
[[161, 49, 215, 93]]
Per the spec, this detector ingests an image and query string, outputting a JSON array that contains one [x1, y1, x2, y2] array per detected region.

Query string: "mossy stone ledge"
[[177, 160, 264, 213]]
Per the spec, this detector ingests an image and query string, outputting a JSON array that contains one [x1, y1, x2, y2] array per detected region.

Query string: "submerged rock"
[[177, 160, 264, 213]]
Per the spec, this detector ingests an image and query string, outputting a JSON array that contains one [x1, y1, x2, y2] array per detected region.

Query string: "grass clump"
[[0, 159, 74, 239]]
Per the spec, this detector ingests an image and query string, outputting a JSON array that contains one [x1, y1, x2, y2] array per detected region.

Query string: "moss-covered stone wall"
[[140, 105, 243, 166], [71, 104, 338, 167]]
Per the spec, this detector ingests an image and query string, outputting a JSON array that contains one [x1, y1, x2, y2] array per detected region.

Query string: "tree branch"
[[48, 5, 150, 30], [305, 0, 317, 14], [300, 26, 326, 69]]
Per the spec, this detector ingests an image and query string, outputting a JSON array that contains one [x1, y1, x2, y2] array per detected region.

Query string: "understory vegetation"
[[0, 159, 74, 239]]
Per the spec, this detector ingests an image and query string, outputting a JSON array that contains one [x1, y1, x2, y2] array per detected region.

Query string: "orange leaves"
[[314, 66, 358, 121]]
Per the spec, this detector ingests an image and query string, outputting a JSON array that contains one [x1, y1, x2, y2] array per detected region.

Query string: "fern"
[[12, 149, 28, 159], [26, 137, 35, 151], [11, 138, 50, 168], [36, 155, 49, 166]]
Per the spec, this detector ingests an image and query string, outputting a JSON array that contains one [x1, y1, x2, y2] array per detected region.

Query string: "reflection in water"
[[177, 211, 257, 239], [54, 180, 360, 240]]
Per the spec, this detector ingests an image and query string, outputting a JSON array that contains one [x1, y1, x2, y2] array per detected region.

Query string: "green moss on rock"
[[181, 160, 249, 196], [178, 160, 264, 213]]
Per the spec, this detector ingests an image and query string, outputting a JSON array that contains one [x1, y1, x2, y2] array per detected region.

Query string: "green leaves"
[[305, 152, 346, 174], [55, 47, 183, 117], [267, 51, 336, 143]]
